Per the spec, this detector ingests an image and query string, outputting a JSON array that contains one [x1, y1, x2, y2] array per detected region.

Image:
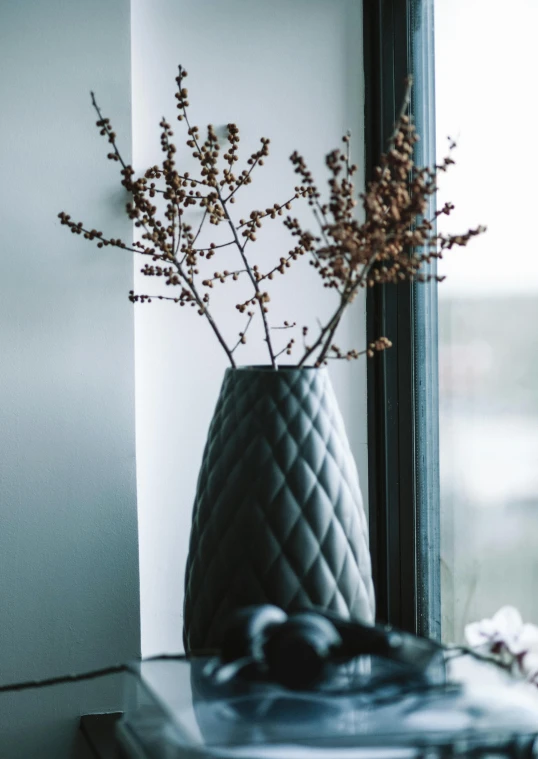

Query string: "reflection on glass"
[[435, 0, 538, 643]]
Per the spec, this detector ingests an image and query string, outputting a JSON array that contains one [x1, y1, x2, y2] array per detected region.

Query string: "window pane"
[[435, 0, 538, 643]]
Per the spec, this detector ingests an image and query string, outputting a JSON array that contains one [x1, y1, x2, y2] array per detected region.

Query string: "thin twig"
[[315, 296, 350, 366], [172, 250, 236, 367], [191, 240, 236, 253], [230, 313, 254, 354], [271, 322, 296, 330], [175, 202, 183, 256], [59, 219, 161, 259], [192, 208, 208, 245], [345, 130, 351, 181], [175, 68, 275, 368], [90, 92, 127, 170], [223, 152, 261, 203], [216, 187, 277, 368], [202, 269, 248, 286], [235, 194, 297, 230], [311, 207, 332, 251], [302, 232, 389, 367], [297, 289, 349, 367], [326, 347, 368, 361], [86, 94, 237, 365], [388, 75, 413, 148], [130, 294, 185, 303], [257, 253, 299, 282], [274, 342, 294, 360]]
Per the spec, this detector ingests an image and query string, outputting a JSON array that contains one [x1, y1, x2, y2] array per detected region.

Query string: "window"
[[366, 0, 538, 644], [435, 0, 538, 643]]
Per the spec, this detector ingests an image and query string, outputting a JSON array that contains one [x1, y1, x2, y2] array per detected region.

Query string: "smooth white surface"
[[132, 0, 367, 657], [0, 1, 140, 755]]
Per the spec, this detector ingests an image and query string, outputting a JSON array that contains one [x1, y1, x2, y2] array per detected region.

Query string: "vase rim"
[[227, 364, 324, 372]]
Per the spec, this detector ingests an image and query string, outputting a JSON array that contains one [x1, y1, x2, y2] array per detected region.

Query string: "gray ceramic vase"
[[183, 366, 375, 652]]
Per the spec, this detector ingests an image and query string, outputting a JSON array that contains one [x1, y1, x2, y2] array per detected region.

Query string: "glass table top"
[[118, 653, 538, 759]]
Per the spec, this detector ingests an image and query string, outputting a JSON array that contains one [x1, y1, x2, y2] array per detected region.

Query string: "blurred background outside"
[[435, 0, 538, 642]]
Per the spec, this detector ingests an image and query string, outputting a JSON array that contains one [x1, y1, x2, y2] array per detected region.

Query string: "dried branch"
[[271, 321, 297, 330], [59, 70, 484, 372], [202, 269, 248, 287], [274, 338, 295, 359], [231, 312, 254, 355], [175, 65, 277, 368]]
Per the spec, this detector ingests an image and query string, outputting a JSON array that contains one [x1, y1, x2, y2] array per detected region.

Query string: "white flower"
[[465, 606, 538, 686], [464, 606, 523, 654], [511, 622, 538, 657]]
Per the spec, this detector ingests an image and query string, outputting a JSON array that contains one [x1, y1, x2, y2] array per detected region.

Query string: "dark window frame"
[[363, 0, 441, 639]]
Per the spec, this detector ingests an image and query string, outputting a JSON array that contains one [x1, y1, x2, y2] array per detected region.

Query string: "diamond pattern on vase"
[[183, 366, 375, 652]]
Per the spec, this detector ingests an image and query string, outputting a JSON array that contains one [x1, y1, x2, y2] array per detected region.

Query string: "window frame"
[[363, 0, 440, 639]]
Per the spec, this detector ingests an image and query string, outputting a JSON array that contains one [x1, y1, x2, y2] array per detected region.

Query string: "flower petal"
[[465, 618, 496, 648], [491, 606, 523, 642], [511, 623, 538, 656]]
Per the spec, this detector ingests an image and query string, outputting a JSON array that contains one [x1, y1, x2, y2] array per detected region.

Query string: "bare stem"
[[313, 232, 391, 366], [317, 301, 349, 365], [271, 322, 296, 330], [326, 348, 368, 361], [257, 253, 299, 282], [92, 90, 235, 366], [203, 269, 248, 286], [274, 345, 293, 360], [312, 206, 332, 250], [191, 240, 235, 253], [175, 204, 183, 256], [145, 172, 207, 188], [387, 75, 413, 149], [298, 295, 348, 367], [231, 313, 254, 354], [90, 92, 128, 170], [172, 251, 236, 367], [314, 246, 383, 367], [236, 194, 297, 230], [131, 294, 185, 303], [216, 186, 277, 368], [223, 154, 261, 203], [192, 208, 208, 245], [175, 69, 273, 367], [59, 220, 160, 258]]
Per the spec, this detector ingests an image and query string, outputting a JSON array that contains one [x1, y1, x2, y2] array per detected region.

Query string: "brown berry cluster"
[[288, 82, 485, 366], [58, 71, 484, 370]]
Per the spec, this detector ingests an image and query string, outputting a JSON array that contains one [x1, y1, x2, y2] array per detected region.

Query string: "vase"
[[183, 365, 375, 653]]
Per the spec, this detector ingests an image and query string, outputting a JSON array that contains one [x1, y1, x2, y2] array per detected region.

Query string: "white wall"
[[0, 1, 140, 756], [132, 0, 367, 657]]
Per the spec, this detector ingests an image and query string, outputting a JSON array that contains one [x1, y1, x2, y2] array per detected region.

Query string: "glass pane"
[[435, 0, 538, 643]]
